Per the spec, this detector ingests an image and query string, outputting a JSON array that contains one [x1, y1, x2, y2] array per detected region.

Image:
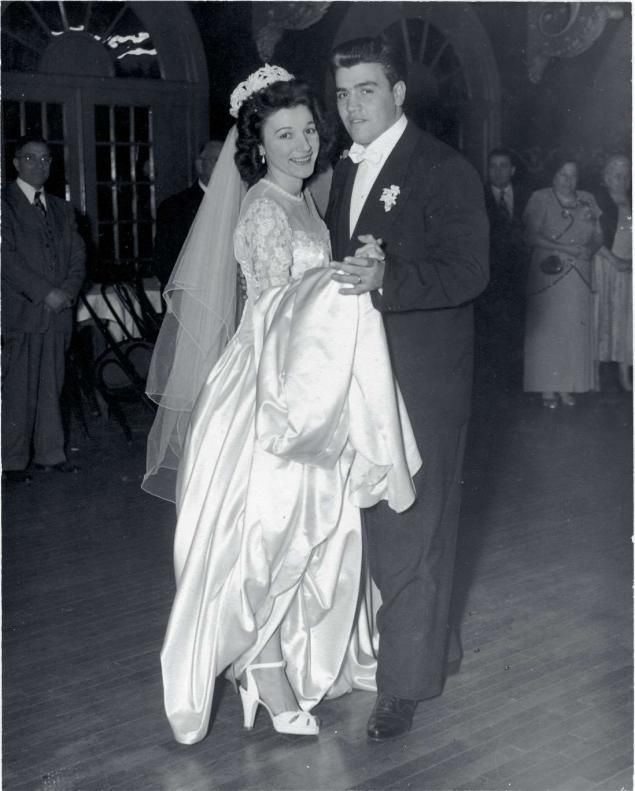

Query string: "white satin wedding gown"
[[161, 178, 422, 744]]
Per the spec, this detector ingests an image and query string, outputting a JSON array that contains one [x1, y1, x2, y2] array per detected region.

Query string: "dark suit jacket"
[[326, 121, 489, 426], [1, 182, 86, 334], [483, 181, 530, 296], [153, 182, 204, 288]]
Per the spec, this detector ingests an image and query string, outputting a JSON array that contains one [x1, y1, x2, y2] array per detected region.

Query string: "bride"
[[143, 65, 421, 745]]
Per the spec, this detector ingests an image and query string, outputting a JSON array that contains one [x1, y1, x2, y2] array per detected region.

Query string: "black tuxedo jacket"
[[326, 121, 489, 425], [1, 182, 86, 334], [153, 182, 204, 288]]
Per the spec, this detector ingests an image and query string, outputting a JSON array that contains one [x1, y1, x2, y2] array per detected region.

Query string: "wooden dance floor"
[[3, 367, 633, 790]]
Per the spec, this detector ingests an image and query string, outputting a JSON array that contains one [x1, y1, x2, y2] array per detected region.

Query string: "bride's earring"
[[260, 150, 266, 164]]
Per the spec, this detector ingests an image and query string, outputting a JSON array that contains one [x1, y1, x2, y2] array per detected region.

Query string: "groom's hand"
[[331, 234, 385, 295]]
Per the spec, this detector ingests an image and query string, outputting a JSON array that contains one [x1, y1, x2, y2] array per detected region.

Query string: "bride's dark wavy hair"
[[234, 79, 332, 188]]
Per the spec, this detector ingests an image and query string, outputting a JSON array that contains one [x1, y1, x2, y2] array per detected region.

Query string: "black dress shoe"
[[35, 461, 80, 473], [2, 469, 32, 484], [367, 694, 417, 740]]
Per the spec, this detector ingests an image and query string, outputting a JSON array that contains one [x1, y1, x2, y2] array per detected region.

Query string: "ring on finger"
[[355, 275, 362, 285]]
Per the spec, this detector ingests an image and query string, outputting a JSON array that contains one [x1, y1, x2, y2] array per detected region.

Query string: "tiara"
[[229, 64, 295, 118]]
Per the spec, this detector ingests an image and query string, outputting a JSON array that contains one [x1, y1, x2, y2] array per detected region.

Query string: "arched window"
[[382, 17, 470, 151], [2, 1, 208, 280], [2, 1, 161, 79]]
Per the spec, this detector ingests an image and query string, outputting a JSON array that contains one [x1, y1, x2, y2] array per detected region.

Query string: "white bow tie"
[[348, 144, 382, 166]]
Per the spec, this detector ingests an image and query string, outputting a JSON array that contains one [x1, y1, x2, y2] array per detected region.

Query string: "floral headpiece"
[[229, 64, 295, 118]]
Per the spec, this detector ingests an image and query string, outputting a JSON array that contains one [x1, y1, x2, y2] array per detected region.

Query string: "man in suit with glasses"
[[1, 134, 86, 482]]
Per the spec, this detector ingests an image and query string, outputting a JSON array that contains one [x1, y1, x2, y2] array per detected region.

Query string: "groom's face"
[[335, 62, 405, 147]]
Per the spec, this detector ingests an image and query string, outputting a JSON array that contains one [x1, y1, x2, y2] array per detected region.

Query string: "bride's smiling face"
[[259, 104, 319, 193]]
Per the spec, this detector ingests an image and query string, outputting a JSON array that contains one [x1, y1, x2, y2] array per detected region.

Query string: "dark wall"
[[473, 4, 536, 168], [190, 1, 631, 185], [189, 1, 352, 140], [189, 1, 259, 139], [522, 12, 631, 188], [469, 3, 630, 188]]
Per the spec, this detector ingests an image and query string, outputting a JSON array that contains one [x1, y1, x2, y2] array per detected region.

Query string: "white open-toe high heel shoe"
[[239, 661, 319, 735]]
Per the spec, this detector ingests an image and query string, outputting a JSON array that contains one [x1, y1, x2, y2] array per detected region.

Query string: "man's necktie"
[[34, 190, 57, 269], [348, 143, 382, 166], [34, 190, 47, 217], [498, 189, 510, 219]]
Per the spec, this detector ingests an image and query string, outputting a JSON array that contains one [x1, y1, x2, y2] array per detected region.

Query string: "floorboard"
[[3, 364, 633, 791]]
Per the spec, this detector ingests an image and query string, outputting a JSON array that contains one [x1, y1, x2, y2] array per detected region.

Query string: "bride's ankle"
[[246, 664, 299, 715]]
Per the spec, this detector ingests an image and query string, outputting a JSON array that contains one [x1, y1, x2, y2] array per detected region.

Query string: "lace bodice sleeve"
[[234, 198, 293, 301]]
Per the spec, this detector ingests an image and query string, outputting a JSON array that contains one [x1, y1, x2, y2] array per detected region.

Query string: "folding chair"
[[78, 288, 156, 442]]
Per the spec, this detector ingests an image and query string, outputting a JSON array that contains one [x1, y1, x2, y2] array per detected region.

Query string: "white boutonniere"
[[380, 185, 400, 212]]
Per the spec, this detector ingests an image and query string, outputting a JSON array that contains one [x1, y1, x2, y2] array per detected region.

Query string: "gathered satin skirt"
[[160, 269, 422, 744]]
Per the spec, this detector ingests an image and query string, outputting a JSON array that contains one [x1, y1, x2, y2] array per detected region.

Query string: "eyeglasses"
[[15, 154, 53, 165]]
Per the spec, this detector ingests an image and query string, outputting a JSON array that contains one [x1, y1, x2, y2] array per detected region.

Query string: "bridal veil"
[[143, 127, 245, 501]]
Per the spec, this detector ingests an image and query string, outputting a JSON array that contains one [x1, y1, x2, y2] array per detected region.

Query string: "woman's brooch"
[[380, 185, 400, 212]]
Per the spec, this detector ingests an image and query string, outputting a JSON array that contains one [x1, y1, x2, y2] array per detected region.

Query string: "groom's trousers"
[[363, 419, 468, 701]]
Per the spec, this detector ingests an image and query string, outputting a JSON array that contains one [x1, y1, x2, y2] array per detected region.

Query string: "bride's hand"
[[354, 234, 385, 261], [331, 254, 385, 295]]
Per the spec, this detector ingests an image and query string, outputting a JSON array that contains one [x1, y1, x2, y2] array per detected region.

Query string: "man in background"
[[477, 147, 530, 387], [1, 135, 86, 482], [152, 140, 223, 290]]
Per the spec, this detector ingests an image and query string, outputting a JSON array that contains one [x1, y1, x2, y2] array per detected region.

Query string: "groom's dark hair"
[[330, 36, 407, 87]]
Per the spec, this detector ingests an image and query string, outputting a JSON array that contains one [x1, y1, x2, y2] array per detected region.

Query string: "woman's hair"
[[545, 151, 579, 181], [330, 36, 407, 87], [602, 153, 631, 182], [234, 79, 332, 187]]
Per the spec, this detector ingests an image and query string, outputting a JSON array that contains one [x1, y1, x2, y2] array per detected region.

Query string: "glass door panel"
[[93, 104, 156, 280], [2, 73, 190, 282]]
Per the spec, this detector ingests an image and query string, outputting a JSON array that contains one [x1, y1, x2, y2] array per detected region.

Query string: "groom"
[[326, 36, 489, 740]]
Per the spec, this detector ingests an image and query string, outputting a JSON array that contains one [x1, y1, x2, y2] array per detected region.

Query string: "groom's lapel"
[[329, 156, 358, 261], [346, 122, 420, 257]]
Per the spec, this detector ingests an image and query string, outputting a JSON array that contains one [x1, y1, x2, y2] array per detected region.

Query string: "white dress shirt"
[[17, 177, 48, 210], [349, 114, 408, 237]]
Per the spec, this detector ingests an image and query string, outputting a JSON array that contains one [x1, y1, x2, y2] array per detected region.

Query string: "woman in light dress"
[[522, 156, 603, 408], [593, 155, 632, 391], [143, 67, 421, 744]]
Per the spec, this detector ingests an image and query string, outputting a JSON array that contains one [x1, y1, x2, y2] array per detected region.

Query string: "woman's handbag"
[[539, 254, 564, 275]]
